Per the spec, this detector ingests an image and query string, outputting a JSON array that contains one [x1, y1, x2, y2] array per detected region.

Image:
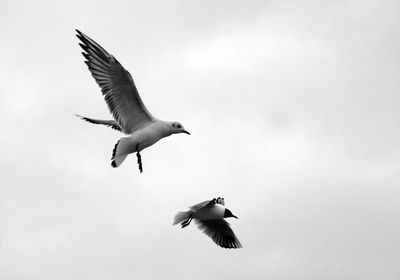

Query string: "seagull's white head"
[[169, 121, 190, 135], [224, 208, 238, 219]]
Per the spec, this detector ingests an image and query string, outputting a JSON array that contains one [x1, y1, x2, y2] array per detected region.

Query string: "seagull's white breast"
[[193, 204, 225, 220], [130, 121, 169, 151]]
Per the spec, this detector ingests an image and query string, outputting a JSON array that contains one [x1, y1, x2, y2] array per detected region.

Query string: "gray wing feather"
[[194, 219, 242, 249], [76, 30, 155, 134]]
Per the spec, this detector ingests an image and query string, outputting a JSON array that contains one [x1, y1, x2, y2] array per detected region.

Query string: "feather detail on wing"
[[211, 197, 225, 206], [194, 219, 242, 249], [76, 30, 155, 134], [75, 114, 122, 131]]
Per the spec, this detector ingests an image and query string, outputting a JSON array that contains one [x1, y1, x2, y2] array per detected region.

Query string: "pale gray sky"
[[1, 0, 399, 279]]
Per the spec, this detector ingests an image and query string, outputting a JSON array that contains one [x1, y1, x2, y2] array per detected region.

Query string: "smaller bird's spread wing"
[[189, 197, 225, 211], [194, 219, 242, 249], [76, 30, 155, 134]]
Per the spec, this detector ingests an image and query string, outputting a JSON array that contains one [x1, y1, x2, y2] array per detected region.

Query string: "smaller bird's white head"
[[169, 121, 190, 135]]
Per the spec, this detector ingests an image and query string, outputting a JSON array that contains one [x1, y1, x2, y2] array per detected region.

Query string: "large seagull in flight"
[[75, 29, 190, 172]]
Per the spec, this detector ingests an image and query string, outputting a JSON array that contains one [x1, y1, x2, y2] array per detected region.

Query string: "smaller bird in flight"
[[173, 197, 242, 249], [75, 30, 190, 172]]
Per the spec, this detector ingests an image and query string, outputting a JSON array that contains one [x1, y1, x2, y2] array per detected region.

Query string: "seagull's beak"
[[182, 130, 190, 135]]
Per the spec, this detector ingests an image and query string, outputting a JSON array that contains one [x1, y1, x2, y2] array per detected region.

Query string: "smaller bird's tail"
[[173, 211, 191, 226], [111, 137, 133, 168]]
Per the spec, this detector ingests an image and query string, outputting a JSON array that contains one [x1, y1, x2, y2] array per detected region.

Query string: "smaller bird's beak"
[[183, 130, 190, 135], [232, 215, 238, 219]]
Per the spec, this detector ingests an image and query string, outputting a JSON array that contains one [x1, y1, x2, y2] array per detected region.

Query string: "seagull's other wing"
[[189, 200, 211, 211], [213, 197, 224, 206], [76, 30, 155, 134], [75, 114, 122, 131], [190, 197, 225, 211], [194, 219, 242, 249]]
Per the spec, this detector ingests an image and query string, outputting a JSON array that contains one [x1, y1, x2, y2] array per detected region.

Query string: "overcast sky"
[[1, 0, 399, 279]]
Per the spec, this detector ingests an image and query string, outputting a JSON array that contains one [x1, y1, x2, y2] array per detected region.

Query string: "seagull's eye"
[[177, 124, 182, 128]]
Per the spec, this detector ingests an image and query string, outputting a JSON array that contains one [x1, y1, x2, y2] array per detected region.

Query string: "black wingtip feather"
[[76, 33, 85, 43], [82, 52, 90, 60], [75, 114, 90, 122], [79, 43, 88, 51], [75, 114, 89, 122]]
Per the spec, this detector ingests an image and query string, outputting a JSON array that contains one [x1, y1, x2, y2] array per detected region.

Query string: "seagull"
[[173, 197, 242, 249], [75, 29, 190, 172]]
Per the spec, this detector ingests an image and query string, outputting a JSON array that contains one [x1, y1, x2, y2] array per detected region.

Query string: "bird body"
[[111, 120, 175, 167], [192, 203, 226, 220], [125, 120, 172, 152], [75, 29, 189, 171], [174, 197, 242, 249]]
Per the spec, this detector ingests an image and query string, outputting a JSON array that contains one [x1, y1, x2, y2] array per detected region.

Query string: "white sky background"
[[1, 0, 399, 279]]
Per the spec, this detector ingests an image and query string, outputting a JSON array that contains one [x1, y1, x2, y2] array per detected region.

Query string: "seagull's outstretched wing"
[[75, 114, 122, 131], [76, 29, 155, 134], [194, 219, 242, 249]]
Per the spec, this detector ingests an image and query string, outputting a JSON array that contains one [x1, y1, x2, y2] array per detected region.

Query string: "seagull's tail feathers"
[[75, 114, 122, 132], [111, 137, 133, 168], [173, 211, 192, 226]]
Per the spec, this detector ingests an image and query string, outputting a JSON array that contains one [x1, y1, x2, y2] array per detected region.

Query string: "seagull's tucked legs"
[[181, 216, 193, 228]]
